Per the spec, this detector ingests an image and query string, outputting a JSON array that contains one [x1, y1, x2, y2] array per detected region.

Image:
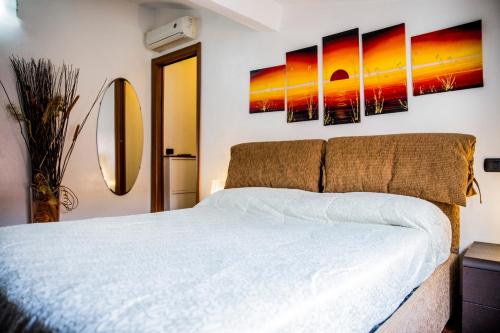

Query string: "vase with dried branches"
[[1, 57, 106, 223]]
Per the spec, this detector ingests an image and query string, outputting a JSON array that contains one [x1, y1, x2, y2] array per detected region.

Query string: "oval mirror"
[[97, 79, 143, 195]]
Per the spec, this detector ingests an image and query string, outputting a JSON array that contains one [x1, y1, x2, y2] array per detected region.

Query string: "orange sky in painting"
[[411, 20, 483, 94], [323, 28, 360, 82], [286, 46, 318, 87], [363, 23, 406, 90], [412, 37, 481, 65], [250, 65, 285, 92], [249, 65, 285, 109]]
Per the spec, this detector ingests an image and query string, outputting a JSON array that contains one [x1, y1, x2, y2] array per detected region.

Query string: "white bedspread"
[[0, 188, 451, 333]]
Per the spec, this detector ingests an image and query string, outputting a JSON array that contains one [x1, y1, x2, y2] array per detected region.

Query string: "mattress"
[[0, 188, 452, 333]]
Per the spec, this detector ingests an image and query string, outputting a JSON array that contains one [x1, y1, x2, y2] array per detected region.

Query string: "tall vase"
[[30, 185, 60, 223]]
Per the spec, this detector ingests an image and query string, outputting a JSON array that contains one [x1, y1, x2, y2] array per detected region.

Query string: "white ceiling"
[[128, 0, 283, 31], [128, 0, 401, 30], [129, 0, 404, 10], [275, 0, 401, 4], [127, 0, 196, 10]]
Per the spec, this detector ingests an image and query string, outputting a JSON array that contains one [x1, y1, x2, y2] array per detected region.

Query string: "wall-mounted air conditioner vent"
[[146, 16, 197, 51]]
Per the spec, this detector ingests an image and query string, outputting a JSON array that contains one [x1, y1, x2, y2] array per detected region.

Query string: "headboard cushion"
[[225, 140, 325, 192], [324, 133, 476, 206]]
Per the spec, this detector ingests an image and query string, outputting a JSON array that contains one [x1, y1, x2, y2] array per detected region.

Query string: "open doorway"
[[151, 43, 201, 212]]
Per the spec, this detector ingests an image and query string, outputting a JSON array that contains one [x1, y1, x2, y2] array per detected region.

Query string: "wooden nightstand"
[[462, 242, 500, 332]]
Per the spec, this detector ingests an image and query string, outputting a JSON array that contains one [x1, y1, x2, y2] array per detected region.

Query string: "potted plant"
[[1, 57, 105, 222]]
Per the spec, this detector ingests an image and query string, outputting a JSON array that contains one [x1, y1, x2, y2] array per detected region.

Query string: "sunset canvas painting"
[[412, 20, 483, 96], [363, 23, 408, 116], [323, 28, 360, 125], [249, 65, 286, 113], [286, 46, 319, 122]]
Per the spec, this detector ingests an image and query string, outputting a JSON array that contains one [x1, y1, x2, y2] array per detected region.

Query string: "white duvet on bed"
[[0, 188, 451, 333]]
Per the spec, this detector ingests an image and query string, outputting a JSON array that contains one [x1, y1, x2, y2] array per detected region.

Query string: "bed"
[[0, 133, 476, 333]]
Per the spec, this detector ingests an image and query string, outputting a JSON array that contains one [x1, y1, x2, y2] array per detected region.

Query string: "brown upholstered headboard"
[[323, 133, 476, 253], [225, 140, 325, 192]]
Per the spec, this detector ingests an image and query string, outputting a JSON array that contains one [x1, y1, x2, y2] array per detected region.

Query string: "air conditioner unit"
[[146, 16, 197, 51]]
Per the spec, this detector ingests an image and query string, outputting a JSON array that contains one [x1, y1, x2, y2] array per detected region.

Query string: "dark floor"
[[443, 310, 461, 333], [443, 326, 459, 333]]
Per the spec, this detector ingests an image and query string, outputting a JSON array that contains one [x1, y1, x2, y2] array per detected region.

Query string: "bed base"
[[377, 254, 458, 333]]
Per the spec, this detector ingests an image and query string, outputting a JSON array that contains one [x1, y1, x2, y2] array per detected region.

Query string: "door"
[[151, 43, 201, 212]]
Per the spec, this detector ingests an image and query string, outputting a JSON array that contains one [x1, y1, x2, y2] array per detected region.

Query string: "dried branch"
[[0, 80, 31, 155]]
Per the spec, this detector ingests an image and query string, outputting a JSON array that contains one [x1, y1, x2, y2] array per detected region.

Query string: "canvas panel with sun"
[[249, 65, 286, 113], [323, 28, 361, 125], [412, 20, 483, 96], [286, 45, 319, 123], [363, 23, 408, 116]]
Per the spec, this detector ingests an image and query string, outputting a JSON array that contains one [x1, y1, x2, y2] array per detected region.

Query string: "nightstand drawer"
[[463, 267, 500, 308], [462, 301, 500, 333]]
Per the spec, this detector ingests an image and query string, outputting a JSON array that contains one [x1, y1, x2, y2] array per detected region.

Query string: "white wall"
[[0, 0, 156, 225], [155, 0, 500, 251]]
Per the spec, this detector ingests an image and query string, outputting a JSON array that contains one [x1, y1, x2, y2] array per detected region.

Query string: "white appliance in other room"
[[146, 16, 197, 51], [164, 156, 197, 210]]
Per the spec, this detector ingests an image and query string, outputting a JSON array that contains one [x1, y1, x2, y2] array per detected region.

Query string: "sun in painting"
[[331, 69, 349, 81]]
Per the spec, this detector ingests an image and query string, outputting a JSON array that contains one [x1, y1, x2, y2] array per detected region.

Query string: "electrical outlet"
[[484, 158, 500, 172]]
